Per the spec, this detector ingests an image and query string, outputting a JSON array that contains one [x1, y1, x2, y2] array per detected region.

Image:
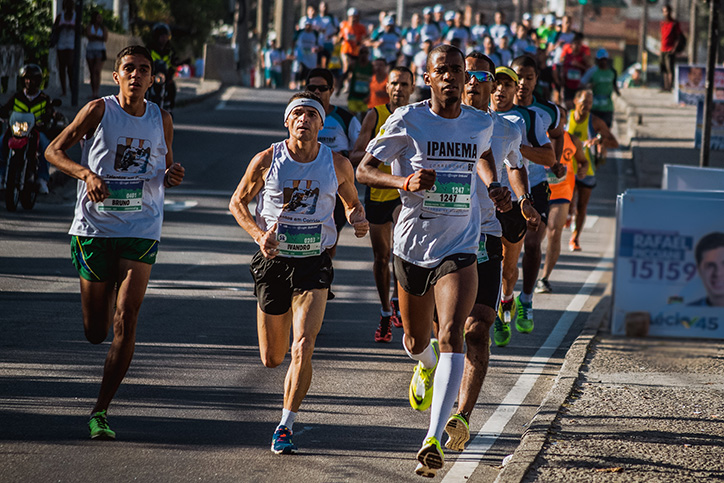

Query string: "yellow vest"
[[369, 104, 400, 202], [567, 111, 595, 177]]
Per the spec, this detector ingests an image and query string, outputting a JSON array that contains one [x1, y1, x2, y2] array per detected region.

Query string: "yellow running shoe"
[[415, 436, 444, 477], [408, 339, 439, 411], [444, 413, 470, 451]]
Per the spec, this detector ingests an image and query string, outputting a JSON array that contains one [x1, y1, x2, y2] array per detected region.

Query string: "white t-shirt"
[[366, 101, 494, 267], [318, 106, 361, 155], [498, 106, 550, 187], [480, 111, 523, 236]]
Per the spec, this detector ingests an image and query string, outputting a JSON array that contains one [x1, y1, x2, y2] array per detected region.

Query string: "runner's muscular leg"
[[257, 307, 293, 368], [456, 303, 495, 415], [433, 263, 478, 353], [572, 186, 592, 243], [93, 258, 152, 413], [522, 219, 547, 295], [369, 221, 394, 312], [80, 278, 116, 344], [399, 284, 436, 354], [283, 288, 328, 412], [501, 239, 524, 297], [541, 203, 569, 280]]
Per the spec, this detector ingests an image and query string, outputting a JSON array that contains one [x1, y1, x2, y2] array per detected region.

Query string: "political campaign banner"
[[613, 189, 724, 339], [662, 164, 724, 191], [694, 100, 724, 150], [676, 65, 724, 106]]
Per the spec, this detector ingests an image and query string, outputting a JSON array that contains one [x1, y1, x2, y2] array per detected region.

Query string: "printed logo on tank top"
[[114, 137, 152, 173], [278, 179, 323, 256]]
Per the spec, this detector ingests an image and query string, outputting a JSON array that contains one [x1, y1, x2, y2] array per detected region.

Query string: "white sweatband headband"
[[284, 98, 326, 125]]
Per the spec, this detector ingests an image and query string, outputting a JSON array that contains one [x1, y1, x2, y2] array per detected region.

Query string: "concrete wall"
[[202, 43, 241, 84]]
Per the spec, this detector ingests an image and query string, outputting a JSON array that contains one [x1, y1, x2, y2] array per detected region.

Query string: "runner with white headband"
[[229, 91, 368, 455]]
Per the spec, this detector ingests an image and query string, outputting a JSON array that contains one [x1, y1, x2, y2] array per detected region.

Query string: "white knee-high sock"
[[426, 352, 465, 441], [403, 334, 438, 369]]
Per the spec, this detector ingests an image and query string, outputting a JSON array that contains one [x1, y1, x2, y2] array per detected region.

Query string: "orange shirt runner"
[[340, 21, 367, 56], [368, 74, 389, 109], [548, 131, 578, 202]]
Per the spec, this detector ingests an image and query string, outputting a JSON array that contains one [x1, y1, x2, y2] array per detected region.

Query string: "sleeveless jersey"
[[69, 96, 168, 240], [368, 104, 399, 203], [524, 98, 560, 187], [498, 106, 550, 187], [318, 106, 360, 155], [256, 141, 338, 257], [367, 101, 494, 267], [567, 111, 596, 176], [548, 131, 578, 202], [481, 111, 523, 237]]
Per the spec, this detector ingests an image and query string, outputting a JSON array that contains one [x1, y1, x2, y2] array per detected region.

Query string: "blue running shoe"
[[271, 425, 297, 454]]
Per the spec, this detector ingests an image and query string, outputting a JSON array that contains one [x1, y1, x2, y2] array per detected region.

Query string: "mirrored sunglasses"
[[466, 71, 495, 83]]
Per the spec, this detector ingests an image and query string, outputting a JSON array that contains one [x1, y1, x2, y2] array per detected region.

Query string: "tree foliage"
[[0, 0, 53, 68], [132, 0, 231, 57]]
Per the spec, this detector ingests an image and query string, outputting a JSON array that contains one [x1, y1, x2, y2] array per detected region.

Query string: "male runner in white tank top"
[[358, 44, 510, 478], [46, 46, 185, 440], [229, 92, 368, 455]]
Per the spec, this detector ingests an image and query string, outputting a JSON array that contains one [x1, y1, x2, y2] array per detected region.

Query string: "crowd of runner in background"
[[261, 3, 616, 114]]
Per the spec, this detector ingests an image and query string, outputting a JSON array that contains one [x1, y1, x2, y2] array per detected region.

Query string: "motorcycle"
[[147, 59, 172, 112], [4, 99, 65, 211]]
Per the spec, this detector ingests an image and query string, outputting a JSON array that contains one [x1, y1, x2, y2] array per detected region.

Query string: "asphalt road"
[[0, 88, 619, 482]]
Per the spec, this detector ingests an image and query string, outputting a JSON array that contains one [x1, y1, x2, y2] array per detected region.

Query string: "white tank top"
[[255, 141, 338, 257], [87, 24, 105, 51], [69, 96, 168, 240], [57, 12, 76, 50]]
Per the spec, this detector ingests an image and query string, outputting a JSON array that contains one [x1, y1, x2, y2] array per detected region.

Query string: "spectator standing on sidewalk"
[[85, 10, 108, 99], [53, 0, 76, 98], [660, 4, 683, 92]]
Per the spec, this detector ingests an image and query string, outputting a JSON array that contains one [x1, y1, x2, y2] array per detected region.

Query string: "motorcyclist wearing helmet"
[[146, 23, 180, 111], [0, 64, 56, 194]]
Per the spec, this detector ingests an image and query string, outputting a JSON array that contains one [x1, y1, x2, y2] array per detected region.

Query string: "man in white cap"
[[581, 48, 620, 128], [229, 91, 368, 455], [420, 6, 442, 45]]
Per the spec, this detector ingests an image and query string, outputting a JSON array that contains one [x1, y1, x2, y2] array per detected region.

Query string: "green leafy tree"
[[0, 0, 53, 68]]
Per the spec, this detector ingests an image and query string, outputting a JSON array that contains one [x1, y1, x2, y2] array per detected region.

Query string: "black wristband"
[[488, 182, 501, 191]]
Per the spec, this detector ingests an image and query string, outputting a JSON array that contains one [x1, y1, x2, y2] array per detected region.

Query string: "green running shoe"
[[88, 410, 116, 440], [408, 339, 439, 411], [415, 436, 444, 477], [498, 298, 514, 325], [515, 295, 534, 333], [493, 315, 511, 347], [444, 413, 470, 452]]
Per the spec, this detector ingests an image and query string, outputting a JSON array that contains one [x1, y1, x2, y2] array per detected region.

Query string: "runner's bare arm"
[[548, 109, 566, 163], [479, 148, 512, 213], [229, 147, 279, 257], [349, 109, 376, 167], [161, 109, 184, 187], [357, 152, 436, 191], [519, 142, 555, 168], [45, 99, 109, 202], [334, 153, 369, 238], [592, 115, 619, 149]]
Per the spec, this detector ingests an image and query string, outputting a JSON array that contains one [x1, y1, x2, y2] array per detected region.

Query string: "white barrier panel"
[[613, 189, 724, 339], [662, 164, 724, 191]]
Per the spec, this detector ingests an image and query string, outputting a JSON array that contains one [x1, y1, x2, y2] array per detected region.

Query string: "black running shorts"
[[249, 250, 334, 315]]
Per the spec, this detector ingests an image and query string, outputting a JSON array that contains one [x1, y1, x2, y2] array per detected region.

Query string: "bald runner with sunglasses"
[[442, 52, 540, 453], [306, 68, 361, 257]]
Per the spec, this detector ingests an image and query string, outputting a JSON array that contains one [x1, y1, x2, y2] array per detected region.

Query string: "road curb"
[[493, 287, 613, 483]]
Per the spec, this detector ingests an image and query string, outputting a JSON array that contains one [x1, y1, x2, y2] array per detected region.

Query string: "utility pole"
[[397, 0, 405, 26], [688, 0, 698, 64], [638, 1, 649, 76], [700, 0, 719, 167], [71, 0, 83, 107], [274, 0, 295, 87], [232, 0, 252, 86]]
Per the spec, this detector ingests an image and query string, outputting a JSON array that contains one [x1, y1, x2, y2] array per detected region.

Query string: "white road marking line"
[[214, 86, 238, 110], [441, 251, 612, 482]]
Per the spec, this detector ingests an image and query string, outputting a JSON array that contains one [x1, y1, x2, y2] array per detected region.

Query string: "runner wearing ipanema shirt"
[[357, 44, 510, 478], [443, 51, 541, 453], [229, 91, 368, 455]]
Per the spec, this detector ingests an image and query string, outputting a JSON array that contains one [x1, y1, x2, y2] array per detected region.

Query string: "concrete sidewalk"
[[495, 88, 724, 483]]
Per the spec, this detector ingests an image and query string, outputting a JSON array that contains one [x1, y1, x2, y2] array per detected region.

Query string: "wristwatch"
[[519, 192, 533, 203], [488, 182, 501, 191]]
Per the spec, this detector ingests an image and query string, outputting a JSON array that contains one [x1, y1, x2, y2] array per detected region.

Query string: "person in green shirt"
[[581, 48, 620, 128], [347, 46, 373, 118]]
